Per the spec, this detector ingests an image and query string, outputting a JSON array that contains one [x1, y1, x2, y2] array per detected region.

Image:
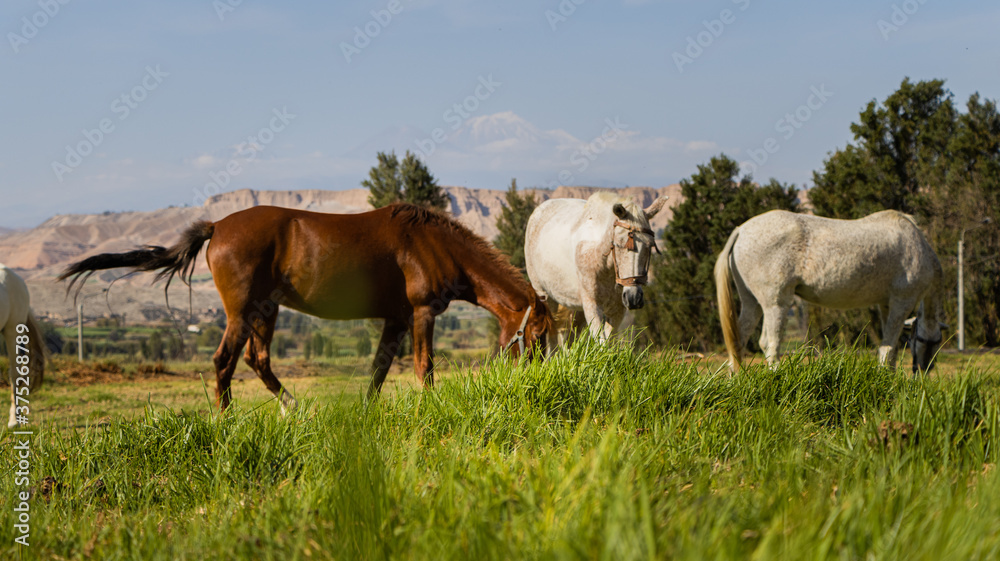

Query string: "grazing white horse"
[[525, 192, 668, 349], [1, 265, 46, 428], [715, 210, 945, 373]]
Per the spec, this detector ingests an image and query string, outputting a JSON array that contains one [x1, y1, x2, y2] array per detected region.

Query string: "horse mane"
[[583, 192, 650, 228], [387, 203, 535, 295]]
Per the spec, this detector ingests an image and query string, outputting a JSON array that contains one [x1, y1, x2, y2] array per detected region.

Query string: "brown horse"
[[59, 204, 553, 411]]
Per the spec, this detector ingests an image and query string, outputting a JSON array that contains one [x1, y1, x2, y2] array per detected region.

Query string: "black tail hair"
[[58, 220, 216, 298]]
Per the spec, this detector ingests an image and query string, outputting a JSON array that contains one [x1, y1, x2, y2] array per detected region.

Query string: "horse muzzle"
[[622, 286, 644, 310]]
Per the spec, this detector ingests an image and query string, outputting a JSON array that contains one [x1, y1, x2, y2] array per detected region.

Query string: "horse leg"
[[606, 305, 627, 341], [878, 300, 914, 368], [367, 319, 408, 400], [580, 294, 609, 343], [738, 296, 763, 357], [411, 307, 435, 388], [733, 268, 763, 363], [5, 327, 17, 429], [760, 304, 788, 367], [212, 316, 251, 412], [243, 314, 297, 415], [572, 311, 587, 341], [582, 305, 603, 341], [877, 304, 890, 336]]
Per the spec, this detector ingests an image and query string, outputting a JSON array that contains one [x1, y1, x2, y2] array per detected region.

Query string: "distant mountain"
[[2, 185, 680, 322], [447, 111, 578, 153]]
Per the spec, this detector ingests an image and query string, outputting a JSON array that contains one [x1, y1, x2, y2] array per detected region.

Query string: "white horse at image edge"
[[1, 264, 46, 428], [525, 192, 668, 351], [714, 210, 945, 373]]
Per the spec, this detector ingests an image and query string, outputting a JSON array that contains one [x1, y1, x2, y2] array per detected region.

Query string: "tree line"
[[364, 78, 998, 352]]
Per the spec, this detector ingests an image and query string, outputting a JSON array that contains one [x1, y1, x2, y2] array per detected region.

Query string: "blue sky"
[[2, 0, 998, 228]]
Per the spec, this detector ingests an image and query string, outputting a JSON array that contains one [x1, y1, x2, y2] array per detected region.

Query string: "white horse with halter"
[[525, 192, 668, 350]]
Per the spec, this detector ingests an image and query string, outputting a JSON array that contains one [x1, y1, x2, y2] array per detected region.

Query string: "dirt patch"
[[42, 357, 383, 387], [35, 476, 65, 503], [873, 420, 918, 449], [49, 359, 186, 386]]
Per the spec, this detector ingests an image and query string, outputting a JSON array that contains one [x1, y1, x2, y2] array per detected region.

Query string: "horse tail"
[[715, 227, 741, 371], [58, 220, 216, 297], [23, 312, 45, 391]]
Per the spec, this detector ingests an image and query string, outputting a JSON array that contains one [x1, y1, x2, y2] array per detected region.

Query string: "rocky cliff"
[[0, 185, 681, 321]]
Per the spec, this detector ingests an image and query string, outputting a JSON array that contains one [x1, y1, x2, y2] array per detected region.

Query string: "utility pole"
[[76, 289, 108, 362], [77, 303, 84, 362], [958, 218, 991, 352]]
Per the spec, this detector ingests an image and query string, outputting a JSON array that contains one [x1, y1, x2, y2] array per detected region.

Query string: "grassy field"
[[3, 342, 1000, 559]]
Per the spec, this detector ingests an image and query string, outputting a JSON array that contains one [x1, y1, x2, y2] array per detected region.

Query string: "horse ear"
[[643, 197, 669, 220], [613, 203, 628, 219], [537, 293, 548, 302]]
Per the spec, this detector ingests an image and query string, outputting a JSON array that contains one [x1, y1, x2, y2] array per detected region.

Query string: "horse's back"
[[207, 206, 410, 319], [525, 199, 590, 306], [734, 210, 937, 309], [209, 205, 398, 268]]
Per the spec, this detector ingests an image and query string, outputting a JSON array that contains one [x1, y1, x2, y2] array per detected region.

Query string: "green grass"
[[3, 341, 1000, 559]]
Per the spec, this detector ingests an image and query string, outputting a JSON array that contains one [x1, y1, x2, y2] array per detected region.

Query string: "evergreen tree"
[[274, 334, 288, 359], [639, 155, 798, 350], [400, 151, 448, 210], [312, 332, 326, 359], [167, 333, 186, 360], [493, 178, 538, 272], [945, 94, 1000, 344], [810, 78, 1000, 346], [810, 78, 956, 219], [145, 331, 165, 361], [364, 150, 448, 211], [364, 151, 402, 208], [197, 325, 223, 350], [355, 329, 372, 357]]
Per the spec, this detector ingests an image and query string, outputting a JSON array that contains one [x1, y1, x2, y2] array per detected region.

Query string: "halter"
[[914, 334, 942, 346], [609, 220, 659, 287], [503, 305, 533, 355], [911, 329, 942, 374]]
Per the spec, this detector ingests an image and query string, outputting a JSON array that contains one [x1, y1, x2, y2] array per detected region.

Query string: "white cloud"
[[192, 155, 217, 169], [412, 111, 719, 186]]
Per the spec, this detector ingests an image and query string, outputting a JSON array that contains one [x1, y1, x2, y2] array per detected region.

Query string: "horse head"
[[501, 293, 554, 360], [610, 196, 668, 310], [910, 309, 946, 374]]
